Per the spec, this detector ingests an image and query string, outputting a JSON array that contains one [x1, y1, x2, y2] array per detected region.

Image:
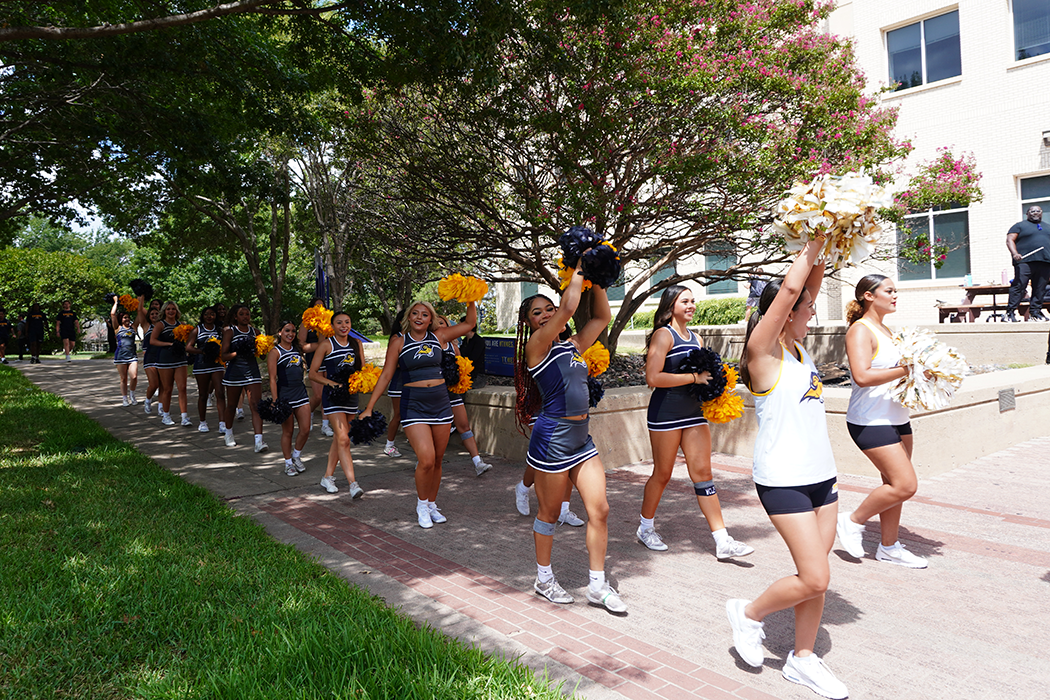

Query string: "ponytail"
[[845, 300, 865, 326], [848, 274, 889, 326]]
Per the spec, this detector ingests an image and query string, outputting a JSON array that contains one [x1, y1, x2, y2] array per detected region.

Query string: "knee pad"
[[460, 430, 474, 441], [694, 481, 717, 497], [533, 518, 556, 536]]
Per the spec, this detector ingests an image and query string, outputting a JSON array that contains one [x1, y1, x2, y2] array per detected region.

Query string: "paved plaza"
[[20, 360, 1050, 700]]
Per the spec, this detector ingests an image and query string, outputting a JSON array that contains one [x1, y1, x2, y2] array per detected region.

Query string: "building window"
[[1014, 0, 1050, 61], [606, 270, 626, 301], [1020, 174, 1050, 216], [897, 207, 970, 281], [520, 281, 538, 298], [887, 10, 961, 91], [705, 241, 738, 295]]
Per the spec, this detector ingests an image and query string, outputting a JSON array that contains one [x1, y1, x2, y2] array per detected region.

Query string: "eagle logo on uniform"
[[289, 355, 302, 366], [338, 354, 356, 366], [800, 372, 823, 404], [569, 352, 587, 370], [413, 344, 435, 360]]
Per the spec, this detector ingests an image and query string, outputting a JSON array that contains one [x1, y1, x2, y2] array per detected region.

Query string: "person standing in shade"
[[0, 308, 11, 364], [55, 300, 80, 361], [1005, 205, 1050, 322], [744, 268, 768, 322], [26, 303, 47, 364], [459, 317, 488, 388], [16, 313, 27, 361]]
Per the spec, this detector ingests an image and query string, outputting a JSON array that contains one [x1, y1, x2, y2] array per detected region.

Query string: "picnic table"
[[936, 284, 1029, 323]]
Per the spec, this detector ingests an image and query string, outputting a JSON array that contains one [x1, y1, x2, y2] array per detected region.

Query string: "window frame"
[[704, 241, 738, 295], [896, 204, 971, 282], [885, 8, 962, 92], [1012, 0, 1050, 62]]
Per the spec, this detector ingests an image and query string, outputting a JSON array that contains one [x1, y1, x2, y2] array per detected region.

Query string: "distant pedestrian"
[[110, 294, 138, 405], [55, 300, 80, 361], [16, 313, 27, 361], [744, 268, 768, 322], [1005, 205, 1050, 322], [26, 303, 47, 364], [0, 307, 11, 364]]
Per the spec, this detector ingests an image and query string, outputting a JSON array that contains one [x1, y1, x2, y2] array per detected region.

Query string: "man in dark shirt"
[[458, 317, 488, 388], [26, 303, 47, 364], [1006, 206, 1050, 322], [55, 300, 80, 361], [0, 307, 11, 364]]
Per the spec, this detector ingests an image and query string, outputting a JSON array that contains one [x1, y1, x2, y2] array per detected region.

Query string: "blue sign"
[[485, 337, 516, 377]]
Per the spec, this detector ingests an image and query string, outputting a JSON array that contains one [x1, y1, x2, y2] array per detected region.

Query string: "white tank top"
[[845, 319, 910, 426], [752, 342, 837, 487]]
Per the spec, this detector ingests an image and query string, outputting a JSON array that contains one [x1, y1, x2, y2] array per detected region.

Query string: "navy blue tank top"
[[399, 331, 443, 383], [321, 336, 358, 376], [529, 340, 591, 417], [276, 344, 306, 387], [196, 322, 221, 345], [115, 326, 137, 358], [659, 326, 702, 373]]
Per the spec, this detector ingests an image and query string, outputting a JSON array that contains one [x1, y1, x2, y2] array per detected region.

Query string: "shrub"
[[630, 297, 745, 328]]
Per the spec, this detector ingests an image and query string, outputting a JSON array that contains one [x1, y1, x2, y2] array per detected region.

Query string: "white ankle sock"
[[588, 570, 605, 591], [640, 515, 655, 530], [537, 564, 554, 583], [292, 448, 302, 459], [712, 528, 730, 546], [472, 455, 482, 466], [254, 434, 263, 445]]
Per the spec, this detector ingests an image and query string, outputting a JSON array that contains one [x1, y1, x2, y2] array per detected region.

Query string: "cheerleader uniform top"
[[142, 324, 160, 364], [225, 326, 260, 382], [398, 331, 443, 383], [751, 341, 836, 488], [528, 340, 591, 418], [321, 336, 358, 378], [845, 319, 910, 427], [114, 326, 137, 362], [276, 344, 307, 388], [647, 326, 707, 430], [192, 323, 222, 364]]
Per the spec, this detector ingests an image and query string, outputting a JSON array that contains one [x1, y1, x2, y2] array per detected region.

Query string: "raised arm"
[[748, 235, 826, 359], [359, 335, 403, 418], [435, 302, 477, 344], [573, 283, 612, 352]]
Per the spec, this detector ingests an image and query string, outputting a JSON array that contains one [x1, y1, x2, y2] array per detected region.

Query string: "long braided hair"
[[514, 294, 553, 435]]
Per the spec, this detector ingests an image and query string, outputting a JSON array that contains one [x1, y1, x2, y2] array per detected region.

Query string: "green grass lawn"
[[0, 366, 569, 699]]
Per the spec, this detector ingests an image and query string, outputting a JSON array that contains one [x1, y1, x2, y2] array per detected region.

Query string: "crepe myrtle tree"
[[360, 0, 918, 353]]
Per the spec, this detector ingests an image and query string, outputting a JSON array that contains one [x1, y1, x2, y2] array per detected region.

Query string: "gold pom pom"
[[449, 356, 474, 394], [438, 274, 489, 303], [255, 334, 276, 357], [347, 363, 382, 394], [582, 341, 609, 377], [119, 294, 138, 313], [301, 305, 335, 337], [556, 257, 593, 292], [173, 324, 194, 343], [206, 336, 225, 366], [703, 363, 744, 424]]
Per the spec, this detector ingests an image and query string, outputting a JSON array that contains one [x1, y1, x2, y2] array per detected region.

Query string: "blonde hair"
[[846, 275, 889, 326], [158, 301, 180, 321], [400, 301, 437, 334]]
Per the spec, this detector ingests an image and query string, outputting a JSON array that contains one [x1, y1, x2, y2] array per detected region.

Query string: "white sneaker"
[[128, 391, 137, 405], [586, 582, 627, 613], [143, 398, 152, 414], [782, 651, 848, 699], [284, 463, 298, 477], [637, 526, 668, 551], [716, 537, 755, 560], [291, 455, 306, 473], [726, 599, 766, 667], [254, 441, 268, 453], [320, 424, 334, 437], [348, 481, 364, 499], [876, 541, 928, 569], [558, 509, 585, 527], [181, 415, 192, 426], [428, 502, 446, 523], [474, 459, 492, 476], [224, 432, 236, 447], [320, 476, 338, 493], [534, 577, 574, 604], [161, 414, 174, 426], [383, 444, 401, 457], [837, 511, 866, 558], [122, 396, 130, 407], [236, 408, 245, 421], [514, 482, 530, 516], [198, 422, 210, 433], [416, 501, 434, 529]]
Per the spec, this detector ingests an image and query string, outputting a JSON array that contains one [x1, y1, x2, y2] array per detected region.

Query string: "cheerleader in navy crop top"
[[310, 311, 367, 498], [109, 295, 139, 406], [187, 306, 226, 435], [139, 305, 161, 415], [726, 234, 850, 698], [362, 300, 478, 529], [150, 301, 190, 426], [434, 315, 492, 477], [220, 304, 267, 452], [269, 321, 319, 478], [638, 286, 753, 559], [512, 255, 625, 614]]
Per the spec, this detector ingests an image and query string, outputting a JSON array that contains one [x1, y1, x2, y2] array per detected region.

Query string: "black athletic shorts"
[[847, 422, 912, 451], [756, 477, 838, 516]]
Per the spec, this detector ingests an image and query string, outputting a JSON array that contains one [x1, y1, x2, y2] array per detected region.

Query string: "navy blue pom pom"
[[257, 397, 293, 424], [129, 278, 153, 300], [679, 348, 727, 401], [327, 365, 354, 404], [441, 351, 460, 385], [587, 376, 605, 407], [580, 244, 622, 290], [105, 292, 117, 304], [202, 340, 221, 364], [230, 336, 254, 357], [559, 226, 604, 268], [349, 412, 388, 445], [170, 340, 186, 359]]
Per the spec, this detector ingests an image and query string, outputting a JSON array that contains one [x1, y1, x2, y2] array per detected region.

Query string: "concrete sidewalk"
[[20, 360, 1050, 700]]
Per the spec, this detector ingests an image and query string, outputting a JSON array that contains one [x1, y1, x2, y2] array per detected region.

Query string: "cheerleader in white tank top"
[[726, 234, 850, 700], [839, 275, 927, 569]]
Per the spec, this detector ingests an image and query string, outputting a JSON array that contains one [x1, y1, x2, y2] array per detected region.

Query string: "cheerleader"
[[839, 275, 926, 568], [149, 301, 191, 426], [270, 320, 317, 477], [361, 301, 477, 528], [638, 285, 753, 559], [308, 312, 364, 496], [186, 306, 226, 434], [513, 260, 624, 613], [382, 309, 406, 457], [221, 304, 267, 452], [727, 233, 848, 699], [298, 298, 333, 438], [110, 295, 138, 405], [435, 315, 492, 476], [139, 305, 162, 415]]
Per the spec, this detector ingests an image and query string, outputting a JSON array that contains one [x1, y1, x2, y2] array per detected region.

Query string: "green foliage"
[[0, 367, 568, 700], [631, 297, 746, 327]]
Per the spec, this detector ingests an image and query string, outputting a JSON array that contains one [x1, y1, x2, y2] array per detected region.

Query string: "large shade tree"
[[361, 0, 912, 352]]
